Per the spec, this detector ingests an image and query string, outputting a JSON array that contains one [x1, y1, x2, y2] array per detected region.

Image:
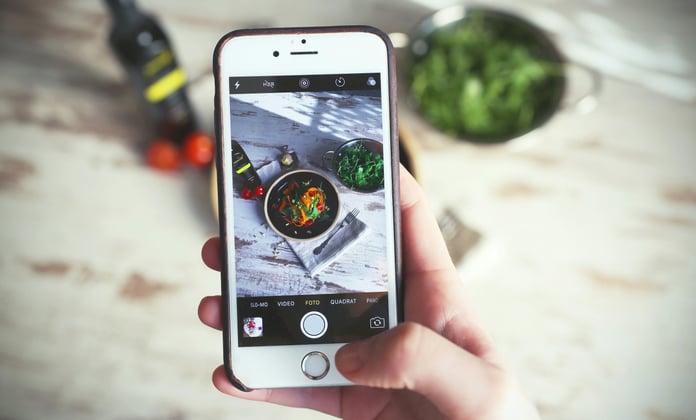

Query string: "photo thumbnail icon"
[[243, 317, 264, 337]]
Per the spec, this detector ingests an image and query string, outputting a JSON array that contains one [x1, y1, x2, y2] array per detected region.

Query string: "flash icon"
[[234, 80, 240, 90]]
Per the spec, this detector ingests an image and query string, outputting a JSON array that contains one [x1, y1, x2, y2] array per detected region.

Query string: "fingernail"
[[335, 341, 366, 374]]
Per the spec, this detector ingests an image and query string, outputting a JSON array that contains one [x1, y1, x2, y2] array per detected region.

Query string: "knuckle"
[[487, 367, 515, 399], [475, 367, 531, 419], [384, 322, 427, 388]]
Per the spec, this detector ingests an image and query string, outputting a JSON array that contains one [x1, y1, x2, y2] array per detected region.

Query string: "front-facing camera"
[[273, 50, 279, 57]]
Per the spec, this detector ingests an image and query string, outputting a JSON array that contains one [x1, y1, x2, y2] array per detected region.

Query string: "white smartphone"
[[213, 26, 402, 390]]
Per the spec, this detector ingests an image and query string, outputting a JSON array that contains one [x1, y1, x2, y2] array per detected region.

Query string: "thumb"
[[335, 322, 530, 419]]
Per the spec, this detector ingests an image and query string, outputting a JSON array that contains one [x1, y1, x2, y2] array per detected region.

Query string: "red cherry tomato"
[[182, 131, 215, 167], [316, 202, 324, 211], [254, 185, 265, 198], [241, 188, 253, 200], [146, 139, 180, 171]]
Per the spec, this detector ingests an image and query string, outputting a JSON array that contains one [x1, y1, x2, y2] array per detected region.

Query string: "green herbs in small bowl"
[[333, 139, 384, 192], [409, 8, 565, 143]]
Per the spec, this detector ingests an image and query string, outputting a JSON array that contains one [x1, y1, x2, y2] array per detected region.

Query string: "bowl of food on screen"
[[264, 170, 340, 241], [403, 6, 598, 145], [323, 138, 384, 193]]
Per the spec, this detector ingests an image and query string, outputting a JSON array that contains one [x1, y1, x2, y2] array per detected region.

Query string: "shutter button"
[[300, 311, 327, 339]]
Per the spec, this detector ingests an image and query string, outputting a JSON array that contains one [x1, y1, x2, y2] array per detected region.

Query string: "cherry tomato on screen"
[[182, 131, 215, 167], [254, 185, 265, 198], [241, 188, 253, 200], [146, 139, 180, 171]]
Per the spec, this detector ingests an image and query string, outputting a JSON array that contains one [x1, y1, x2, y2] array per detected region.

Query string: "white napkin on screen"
[[288, 211, 368, 277]]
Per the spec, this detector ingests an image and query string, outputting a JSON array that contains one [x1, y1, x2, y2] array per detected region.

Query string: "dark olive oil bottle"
[[105, 0, 196, 142]]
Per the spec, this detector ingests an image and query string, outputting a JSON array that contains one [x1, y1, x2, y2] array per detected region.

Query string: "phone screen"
[[226, 73, 394, 347]]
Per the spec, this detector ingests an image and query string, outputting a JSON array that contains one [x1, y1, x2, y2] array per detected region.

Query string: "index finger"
[[398, 167, 496, 359], [398, 166, 455, 278]]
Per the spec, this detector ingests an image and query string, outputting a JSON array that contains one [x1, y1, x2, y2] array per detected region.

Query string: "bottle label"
[[144, 67, 187, 103]]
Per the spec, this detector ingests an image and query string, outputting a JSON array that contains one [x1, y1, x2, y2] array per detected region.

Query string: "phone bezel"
[[213, 26, 402, 390]]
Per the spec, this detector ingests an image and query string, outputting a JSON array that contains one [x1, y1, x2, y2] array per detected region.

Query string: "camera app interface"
[[228, 73, 391, 346]]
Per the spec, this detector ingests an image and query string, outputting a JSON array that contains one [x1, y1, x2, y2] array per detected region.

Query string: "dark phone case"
[[212, 25, 402, 392]]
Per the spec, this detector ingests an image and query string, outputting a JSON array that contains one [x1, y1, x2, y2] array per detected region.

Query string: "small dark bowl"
[[264, 170, 340, 241]]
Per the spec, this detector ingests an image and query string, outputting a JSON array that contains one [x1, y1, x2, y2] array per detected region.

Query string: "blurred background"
[[1, 0, 695, 419]]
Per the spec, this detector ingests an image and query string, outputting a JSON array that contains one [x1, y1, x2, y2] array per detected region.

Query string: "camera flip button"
[[300, 311, 328, 339], [301, 351, 330, 380]]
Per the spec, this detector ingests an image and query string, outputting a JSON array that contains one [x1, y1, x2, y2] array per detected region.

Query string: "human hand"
[[198, 167, 539, 419]]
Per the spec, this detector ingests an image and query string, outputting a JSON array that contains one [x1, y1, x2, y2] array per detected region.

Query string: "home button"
[[300, 311, 328, 339], [301, 351, 330, 380]]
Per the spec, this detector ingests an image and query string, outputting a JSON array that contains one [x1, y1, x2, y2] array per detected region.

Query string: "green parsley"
[[410, 12, 563, 142], [336, 143, 384, 191]]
